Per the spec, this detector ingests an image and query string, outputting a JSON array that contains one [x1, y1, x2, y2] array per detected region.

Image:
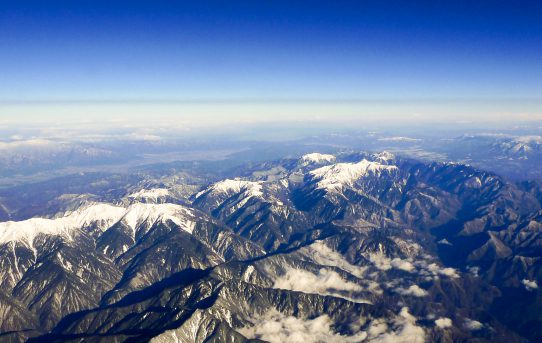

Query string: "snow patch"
[[309, 159, 397, 191], [373, 151, 395, 162], [196, 179, 263, 199], [300, 153, 336, 164], [121, 203, 196, 235], [128, 188, 169, 200], [514, 135, 542, 144], [377, 137, 421, 142]]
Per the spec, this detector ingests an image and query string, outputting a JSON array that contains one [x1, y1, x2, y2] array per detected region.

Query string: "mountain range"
[[0, 151, 540, 342]]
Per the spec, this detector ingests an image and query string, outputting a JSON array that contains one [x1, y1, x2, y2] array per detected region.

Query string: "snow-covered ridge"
[[513, 135, 542, 144], [0, 202, 196, 247], [128, 188, 170, 200], [121, 203, 196, 235], [309, 159, 397, 191], [300, 153, 336, 165], [373, 151, 395, 162], [195, 179, 263, 199], [377, 136, 421, 142], [0, 204, 125, 246]]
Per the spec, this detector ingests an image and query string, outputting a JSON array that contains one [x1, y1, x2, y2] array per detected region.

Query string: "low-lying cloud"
[[434, 317, 453, 329], [394, 285, 428, 297], [273, 268, 362, 297], [238, 310, 367, 343], [463, 318, 483, 331], [304, 241, 367, 278], [240, 307, 426, 343], [522, 279, 538, 291], [364, 307, 426, 343], [367, 252, 459, 279]]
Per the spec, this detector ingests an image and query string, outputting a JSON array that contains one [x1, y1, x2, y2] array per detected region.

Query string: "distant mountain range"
[[3, 130, 542, 186]]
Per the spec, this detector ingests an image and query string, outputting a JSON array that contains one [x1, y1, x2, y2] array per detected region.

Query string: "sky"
[[1, 0, 541, 125]]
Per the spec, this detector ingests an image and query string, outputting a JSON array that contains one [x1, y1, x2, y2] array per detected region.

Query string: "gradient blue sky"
[[1, 0, 541, 124]]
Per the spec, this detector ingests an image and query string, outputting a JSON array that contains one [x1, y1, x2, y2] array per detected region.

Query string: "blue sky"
[[1, 0, 541, 123]]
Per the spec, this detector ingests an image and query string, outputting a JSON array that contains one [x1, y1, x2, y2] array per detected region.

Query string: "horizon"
[[2, 0, 541, 124]]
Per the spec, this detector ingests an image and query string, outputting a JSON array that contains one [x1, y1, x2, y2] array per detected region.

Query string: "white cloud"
[[369, 253, 416, 272], [394, 285, 428, 297], [438, 267, 459, 278], [367, 253, 458, 279], [434, 317, 453, 329], [463, 318, 483, 331], [391, 259, 415, 272], [238, 310, 367, 343], [437, 238, 452, 246], [415, 261, 460, 279], [367, 307, 426, 343], [304, 241, 367, 278], [522, 279, 538, 291], [368, 253, 393, 271], [273, 268, 362, 297], [240, 307, 425, 343]]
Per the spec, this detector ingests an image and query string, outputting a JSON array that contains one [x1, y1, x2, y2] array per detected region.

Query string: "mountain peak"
[[309, 159, 398, 191], [300, 153, 336, 165]]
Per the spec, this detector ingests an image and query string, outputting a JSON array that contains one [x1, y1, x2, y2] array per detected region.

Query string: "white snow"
[[0, 203, 125, 247], [243, 265, 256, 282], [373, 151, 395, 162], [195, 179, 263, 199], [309, 159, 397, 191], [300, 153, 336, 164], [121, 203, 196, 235], [514, 135, 542, 144], [0, 201, 197, 247], [377, 136, 421, 142], [128, 188, 169, 200]]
